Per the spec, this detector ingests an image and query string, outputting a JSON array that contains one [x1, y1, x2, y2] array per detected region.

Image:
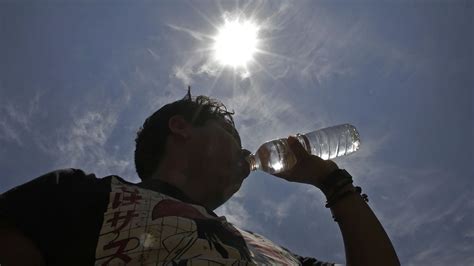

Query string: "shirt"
[[0, 168, 335, 265]]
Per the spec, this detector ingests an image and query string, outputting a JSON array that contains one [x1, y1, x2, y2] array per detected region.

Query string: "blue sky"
[[0, 1, 472, 265]]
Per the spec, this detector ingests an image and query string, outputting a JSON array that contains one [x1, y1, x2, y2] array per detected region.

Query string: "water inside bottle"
[[254, 139, 297, 174], [304, 124, 360, 160]]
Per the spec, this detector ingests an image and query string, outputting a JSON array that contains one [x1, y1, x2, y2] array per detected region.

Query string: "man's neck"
[[149, 169, 213, 210]]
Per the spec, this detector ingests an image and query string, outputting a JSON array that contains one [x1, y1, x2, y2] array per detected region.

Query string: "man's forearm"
[[329, 185, 400, 266]]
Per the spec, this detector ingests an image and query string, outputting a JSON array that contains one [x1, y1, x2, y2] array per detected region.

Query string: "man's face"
[[187, 118, 250, 209]]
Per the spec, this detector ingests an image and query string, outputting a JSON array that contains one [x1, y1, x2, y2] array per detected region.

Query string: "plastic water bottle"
[[246, 124, 361, 174]]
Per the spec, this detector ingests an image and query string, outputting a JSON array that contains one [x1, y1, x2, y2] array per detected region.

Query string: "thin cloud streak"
[[167, 24, 213, 42], [0, 90, 43, 146]]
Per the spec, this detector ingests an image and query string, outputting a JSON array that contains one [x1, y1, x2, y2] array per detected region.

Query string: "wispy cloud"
[[349, 163, 474, 265], [407, 237, 474, 266], [0, 119, 23, 146], [0, 89, 42, 146], [216, 198, 252, 229], [29, 85, 137, 179], [56, 110, 116, 158], [260, 192, 303, 226]]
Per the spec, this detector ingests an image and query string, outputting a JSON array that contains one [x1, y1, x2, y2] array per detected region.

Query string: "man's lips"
[[236, 159, 251, 180]]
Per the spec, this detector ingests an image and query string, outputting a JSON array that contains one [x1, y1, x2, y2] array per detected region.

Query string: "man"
[[0, 91, 400, 265]]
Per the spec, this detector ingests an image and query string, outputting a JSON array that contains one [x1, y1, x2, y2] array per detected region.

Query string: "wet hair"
[[134, 88, 240, 181]]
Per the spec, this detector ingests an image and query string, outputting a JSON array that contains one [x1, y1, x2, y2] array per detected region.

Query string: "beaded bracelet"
[[325, 186, 369, 208], [319, 169, 369, 209]]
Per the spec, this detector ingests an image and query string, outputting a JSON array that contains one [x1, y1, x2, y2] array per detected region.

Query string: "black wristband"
[[319, 169, 353, 197]]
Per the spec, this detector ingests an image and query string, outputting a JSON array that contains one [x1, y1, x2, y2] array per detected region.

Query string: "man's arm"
[[275, 136, 400, 266], [0, 219, 45, 266], [328, 185, 399, 266]]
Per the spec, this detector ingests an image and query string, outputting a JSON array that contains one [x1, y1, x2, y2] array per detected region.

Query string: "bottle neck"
[[246, 154, 259, 172]]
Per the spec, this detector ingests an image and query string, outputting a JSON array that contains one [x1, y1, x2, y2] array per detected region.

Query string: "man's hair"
[[134, 89, 240, 181]]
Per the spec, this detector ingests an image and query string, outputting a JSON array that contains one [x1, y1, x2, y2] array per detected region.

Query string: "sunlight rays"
[[212, 19, 259, 68], [164, 5, 300, 90]]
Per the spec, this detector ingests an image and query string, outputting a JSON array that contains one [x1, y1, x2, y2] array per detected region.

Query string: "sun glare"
[[213, 19, 259, 68]]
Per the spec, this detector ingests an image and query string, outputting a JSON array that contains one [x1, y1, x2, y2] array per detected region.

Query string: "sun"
[[212, 19, 259, 68]]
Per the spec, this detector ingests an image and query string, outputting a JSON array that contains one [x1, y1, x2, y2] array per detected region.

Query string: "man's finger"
[[287, 136, 310, 159]]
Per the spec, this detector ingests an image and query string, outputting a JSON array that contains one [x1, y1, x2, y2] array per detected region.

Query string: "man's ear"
[[168, 115, 192, 140]]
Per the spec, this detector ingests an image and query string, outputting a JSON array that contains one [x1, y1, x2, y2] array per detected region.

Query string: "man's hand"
[[273, 136, 339, 187], [274, 137, 400, 265]]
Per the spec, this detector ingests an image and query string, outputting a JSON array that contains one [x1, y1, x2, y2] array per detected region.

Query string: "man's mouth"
[[235, 159, 250, 180]]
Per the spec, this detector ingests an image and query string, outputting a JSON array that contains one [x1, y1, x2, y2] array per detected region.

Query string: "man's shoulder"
[[1, 168, 123, 197], [40, 168, 97, 184], [48, 168, 104, 185], [26, 168, 99, 187]]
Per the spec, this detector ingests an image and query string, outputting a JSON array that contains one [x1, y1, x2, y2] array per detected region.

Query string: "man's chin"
[[229, 181, 244, 195], [219, 184, 241, 203], [208, 195, 231, 210]]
